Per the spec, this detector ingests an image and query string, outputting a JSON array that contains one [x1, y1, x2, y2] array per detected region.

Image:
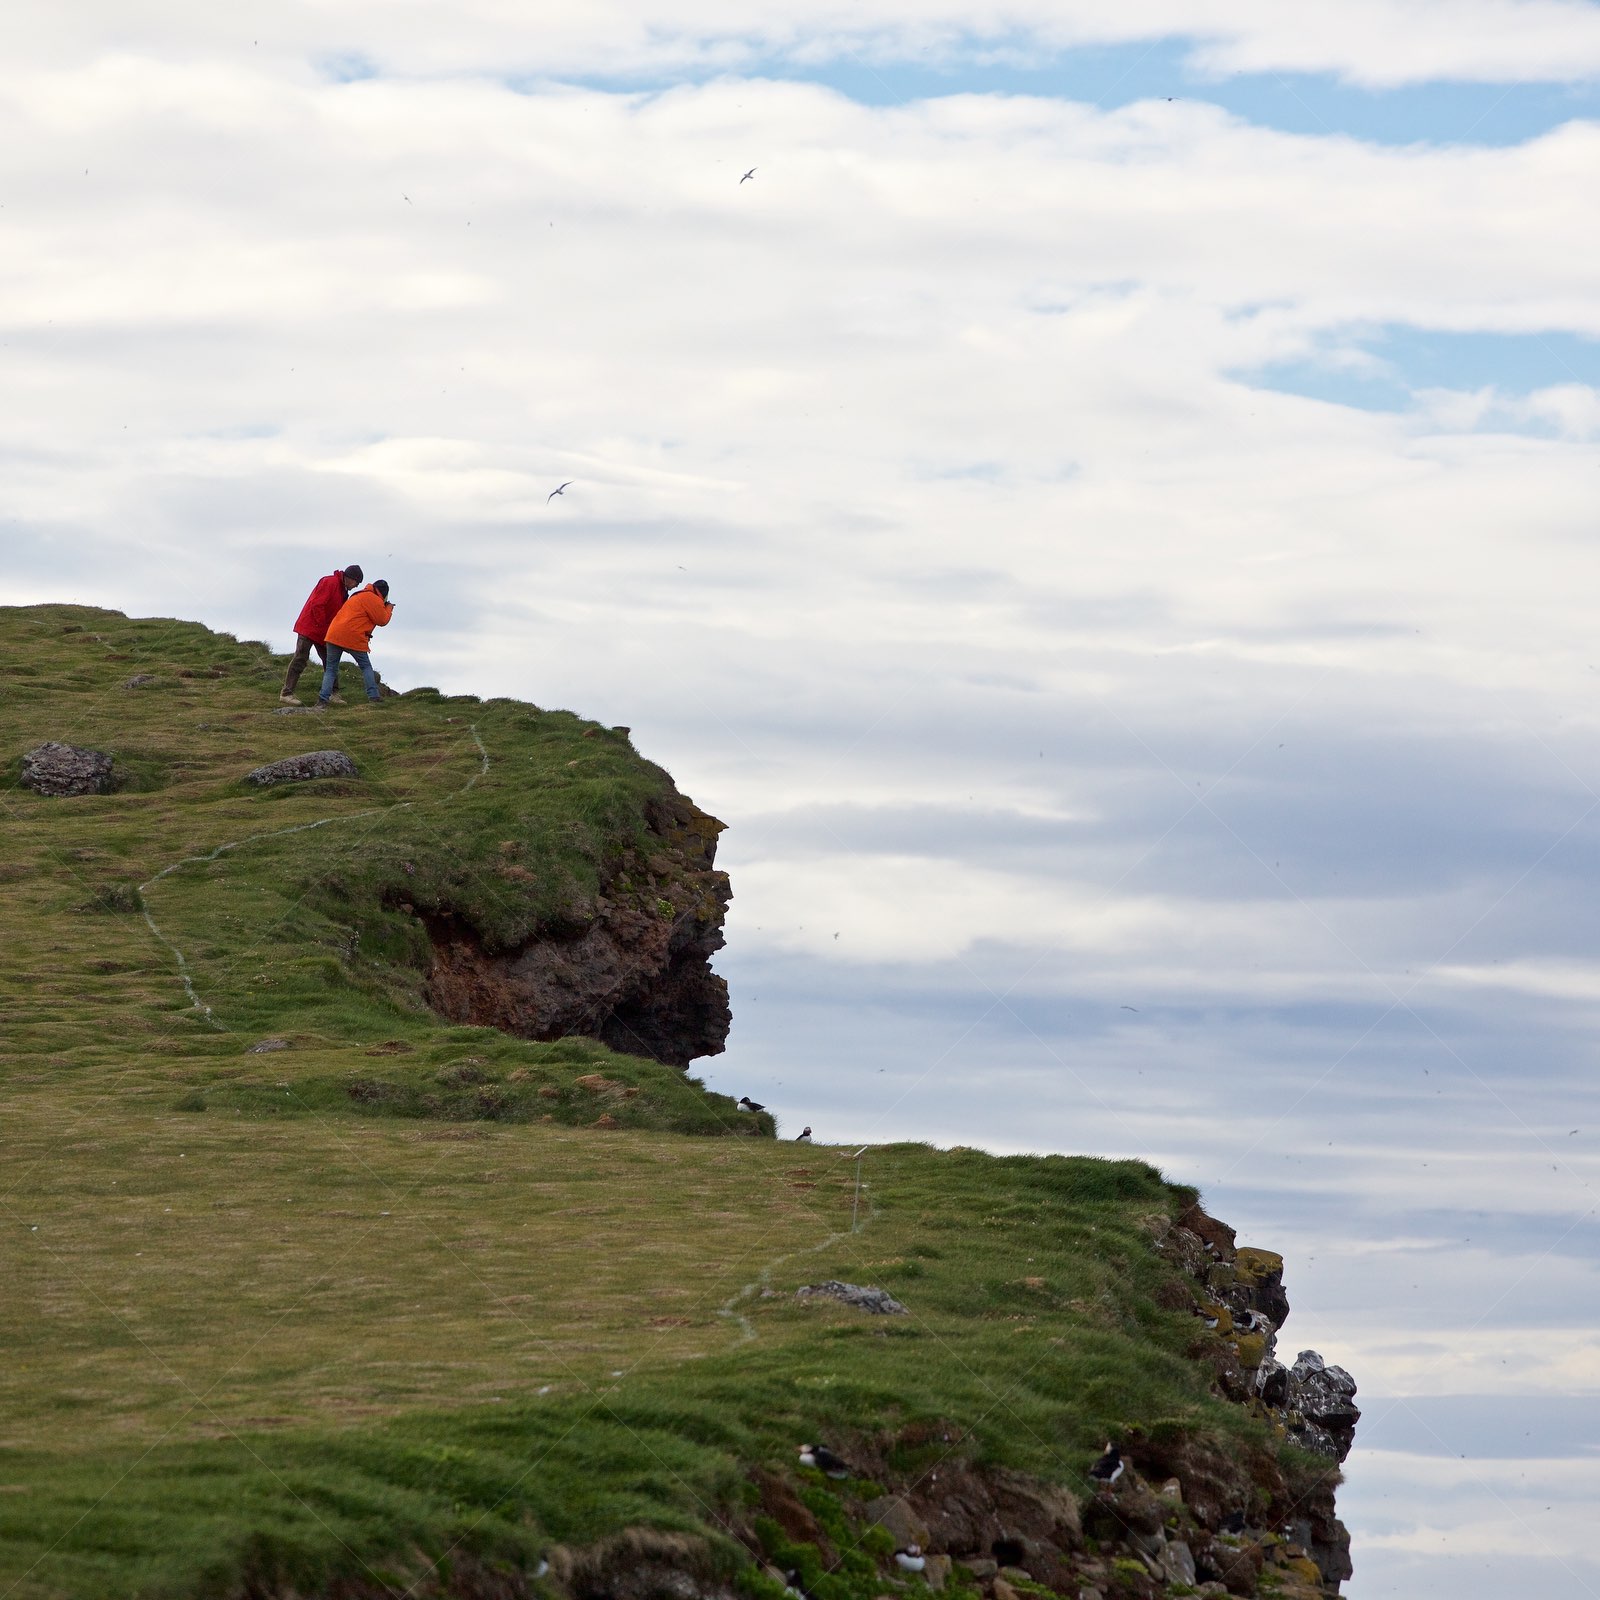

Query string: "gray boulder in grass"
[[21, 742, 114, 797], [795, 1280, 908, 1315], [245, 750, 358, 787]]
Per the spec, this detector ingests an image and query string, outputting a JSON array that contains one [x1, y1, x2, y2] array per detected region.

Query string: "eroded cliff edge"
[[422, 785, 733, 1068]]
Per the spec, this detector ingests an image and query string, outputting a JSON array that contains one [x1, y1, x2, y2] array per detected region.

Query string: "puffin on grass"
[[738, 1096, 765, 1113], [796, 1126, 812, 1142], [797, 1442, 853, 1478], [893, 1544, 926, 1573], [1088, 1442, 1124, 1486]]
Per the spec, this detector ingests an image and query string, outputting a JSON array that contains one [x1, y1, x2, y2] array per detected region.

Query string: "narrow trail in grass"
[[717, 1162, 881, 1344], [137, 720, 490, 1031]]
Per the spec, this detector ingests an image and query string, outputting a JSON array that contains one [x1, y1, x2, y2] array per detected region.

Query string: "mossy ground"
[[2, 606, 1282, 1599]]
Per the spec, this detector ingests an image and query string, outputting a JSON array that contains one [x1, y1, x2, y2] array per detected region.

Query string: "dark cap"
[[342, 563, 364, 582], [372, 578, 390, 598]]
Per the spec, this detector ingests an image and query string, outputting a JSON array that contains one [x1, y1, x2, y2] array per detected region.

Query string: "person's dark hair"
[[372, 578, 390, 599], [342, 563, 364, 583]]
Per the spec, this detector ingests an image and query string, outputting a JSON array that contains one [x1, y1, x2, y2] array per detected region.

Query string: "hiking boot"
[[278, 692, 299, 704], [327, 691, 346, 705]]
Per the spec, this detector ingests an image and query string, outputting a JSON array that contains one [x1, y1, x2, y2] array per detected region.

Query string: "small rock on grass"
[[247, 1039, 289, 1054], [795, 1280, 908, 1315], [244, 749, 357, 786], [21, 742, 114, 797]]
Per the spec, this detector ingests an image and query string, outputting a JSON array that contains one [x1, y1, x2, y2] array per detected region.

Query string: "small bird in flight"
[[547, 482, 572, 502], [740, 167, 756, 183]]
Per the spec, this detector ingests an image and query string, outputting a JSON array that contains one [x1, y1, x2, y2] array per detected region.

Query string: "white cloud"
[[15, 1, 1600, 86], [1438, 958, 1600, 1002]]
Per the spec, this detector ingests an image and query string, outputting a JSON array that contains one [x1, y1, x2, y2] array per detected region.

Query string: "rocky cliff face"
[[423, 787, 732, 1068], [1146, 1202, 1360, 1594], [736, 1207, 1360, 1600]]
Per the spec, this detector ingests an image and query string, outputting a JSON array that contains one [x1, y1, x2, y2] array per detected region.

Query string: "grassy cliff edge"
[[0, 607, 1350, 1600]]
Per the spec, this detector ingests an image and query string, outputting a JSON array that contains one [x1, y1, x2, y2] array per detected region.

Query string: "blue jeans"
[[318, 645, 379, 703]]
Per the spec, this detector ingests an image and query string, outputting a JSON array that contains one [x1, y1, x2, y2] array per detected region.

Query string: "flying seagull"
[[1088, 1442, 1124, 1486], [737, 1096, 765, 1113], [547, 482, 572, 502], [796, 1126, 812, 1142], [798, 1443, 853, 1479], [741, 167, 756, 183]]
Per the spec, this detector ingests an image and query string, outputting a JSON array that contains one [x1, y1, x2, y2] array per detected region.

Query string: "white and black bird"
[[796, 1126, 812, 1142], [1088, 1442, 1124, 1486], [797, 1442, 852, 1478], [740, 167, 757, 183], [1193, 1306, 1221, 1331], [738, 1096, 765, 1113], [1219, 1509, 1246, 1535], [893, 1544, 926, 1574], [547, 481, 572, 502]]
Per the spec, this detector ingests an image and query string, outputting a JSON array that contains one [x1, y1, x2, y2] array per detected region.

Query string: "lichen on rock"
[[21, 741, 114, 797], [244, 749, 358, 786]]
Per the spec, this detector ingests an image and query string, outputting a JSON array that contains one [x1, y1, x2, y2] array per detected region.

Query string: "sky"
[[5, 2, 1600, 1593]]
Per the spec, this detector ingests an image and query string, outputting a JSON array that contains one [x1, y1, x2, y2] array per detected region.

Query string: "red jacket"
[[293, 573, 350, 642], [325, 586, 395, 652]]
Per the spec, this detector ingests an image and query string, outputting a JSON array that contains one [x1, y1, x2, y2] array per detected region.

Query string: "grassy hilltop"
[[0, 606, 1338, 1600]]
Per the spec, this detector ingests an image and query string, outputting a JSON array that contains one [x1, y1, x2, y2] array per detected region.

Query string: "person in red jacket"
[[317, 580, 395, 707], [280, 564, 363, 703]]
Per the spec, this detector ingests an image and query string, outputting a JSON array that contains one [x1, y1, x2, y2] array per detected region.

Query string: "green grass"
[[0, 606, 1296, 1599]]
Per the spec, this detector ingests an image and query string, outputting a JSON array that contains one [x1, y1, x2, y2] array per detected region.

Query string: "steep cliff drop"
[[422, 787, 732, 1068], [1153, 1201, 1360, 1592]]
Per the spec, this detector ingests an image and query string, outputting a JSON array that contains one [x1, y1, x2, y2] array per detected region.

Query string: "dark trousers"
[[281, 635, 328, 696]]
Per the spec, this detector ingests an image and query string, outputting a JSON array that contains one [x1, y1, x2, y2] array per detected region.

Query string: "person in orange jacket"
[[317, 579, 394, 707], [281, 563, 363, 702]]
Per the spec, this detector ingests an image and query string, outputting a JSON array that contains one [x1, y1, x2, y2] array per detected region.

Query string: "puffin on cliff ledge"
[[797, 1442, 853, 1478], [1088, 1442, 1124, 1486]]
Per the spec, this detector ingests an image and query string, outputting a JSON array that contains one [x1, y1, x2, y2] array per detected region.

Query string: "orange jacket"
[[324, 586, 394, 652]]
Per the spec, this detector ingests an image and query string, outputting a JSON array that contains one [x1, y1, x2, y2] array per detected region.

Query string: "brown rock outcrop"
[[423, 788, 731, 1068]]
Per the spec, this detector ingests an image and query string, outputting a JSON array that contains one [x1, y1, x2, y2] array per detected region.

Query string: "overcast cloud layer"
[[5, 5, 1600, 1595]]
